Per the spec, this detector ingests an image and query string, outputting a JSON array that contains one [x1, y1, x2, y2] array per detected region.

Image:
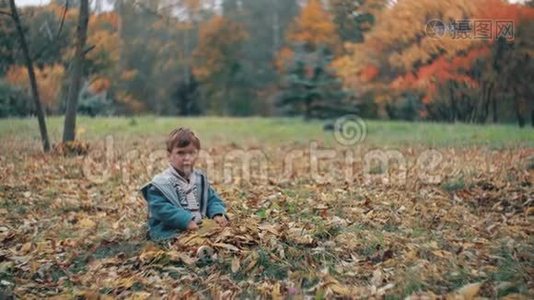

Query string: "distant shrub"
[[0, 80, 33, 117]]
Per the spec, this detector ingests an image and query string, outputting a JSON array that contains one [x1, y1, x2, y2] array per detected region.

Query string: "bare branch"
[[31, 0, 69, 62], [83, 44, 95, 55], [56, 0, 69, 39]]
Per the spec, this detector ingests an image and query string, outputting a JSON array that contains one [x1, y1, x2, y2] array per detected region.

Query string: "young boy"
[[141, 128, 228, 241]]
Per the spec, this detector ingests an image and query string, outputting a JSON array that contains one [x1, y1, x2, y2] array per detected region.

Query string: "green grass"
[[440, 176, 466, 192], [0, 116, 532, 148]]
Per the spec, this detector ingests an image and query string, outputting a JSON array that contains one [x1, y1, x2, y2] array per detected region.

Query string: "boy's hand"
[[213, 215, 228, 227], [186, 220, 199, 231]]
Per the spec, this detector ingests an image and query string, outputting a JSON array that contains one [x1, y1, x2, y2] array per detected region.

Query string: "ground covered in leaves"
[[1, 118, 533, 299]]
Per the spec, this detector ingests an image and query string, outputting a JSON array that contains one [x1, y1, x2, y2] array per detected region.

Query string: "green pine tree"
[[278, 45, 348, 119]]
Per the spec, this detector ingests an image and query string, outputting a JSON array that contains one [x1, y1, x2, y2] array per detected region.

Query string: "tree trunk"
[[272, 0, 280, 55], [482, 86, 491, 123], [517, 107, 525, 127], [63, 0, 89, 142], [9, 0, 51, 152], [513, 87, 525, 128], [491, 86, 497, 123], [478, 81, 488, 123], [449, 82, 456, 122], [304, 97, 312, 120]]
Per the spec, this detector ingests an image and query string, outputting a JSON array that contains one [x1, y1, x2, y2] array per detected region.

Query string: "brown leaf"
[[231, 256, 240, 273], [448, 282, 481, 300], [168, 250, 197, 266], [213, 242, 240, 252]]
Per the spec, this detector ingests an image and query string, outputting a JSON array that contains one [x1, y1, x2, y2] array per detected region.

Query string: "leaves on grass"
[[0, 141, 533, 298]]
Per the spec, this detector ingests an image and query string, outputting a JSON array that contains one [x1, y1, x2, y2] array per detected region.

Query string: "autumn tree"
[[335, 0, 534, 124], [6, 64, 65, 113], [111, 0, 200, 114], [328, 0, 386, 43], [192, 15, 248, 115], [277, 0, 348, 119], [287, 0, 339, 52], [228, 0, 299, 114]]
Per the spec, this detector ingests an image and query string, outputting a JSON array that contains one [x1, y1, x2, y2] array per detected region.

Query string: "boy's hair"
[[166, 128, 201, 152]]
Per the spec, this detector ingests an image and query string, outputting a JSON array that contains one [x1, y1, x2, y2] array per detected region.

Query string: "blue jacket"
[[140, 167, 226, 241]]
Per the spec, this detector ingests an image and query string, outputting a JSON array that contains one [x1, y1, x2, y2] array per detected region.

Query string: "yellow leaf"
[[329, 282, 351, 296], [451, 282, 481, 300], [79, 217, 96, 229], [231, 256, 240, 273], [112, 277, 136, 289], [323, 275, 351, 296], [20, 242, 32, 254], [178, 235, 206, 247], [139, 245, 165, 263], [127, 291, 152, 300], [272, 282, 283, 300], [198, 219, 220, 236], [74, 290, 100, 300], [244, 253, 258, 272], [432, 250, 452, 258]]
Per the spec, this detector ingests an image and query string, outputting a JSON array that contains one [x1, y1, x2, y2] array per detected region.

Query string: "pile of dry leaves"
[[0, 138, 533, 299]]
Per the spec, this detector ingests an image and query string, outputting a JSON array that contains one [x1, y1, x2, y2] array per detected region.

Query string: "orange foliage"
[[287, 0, 339, 50], [89, 77, 111, 94], [61, 11, 121, 66], [115, 91, 144, 113], [6, 64, 65, 111], [274, 47, 294, 72], [386, 0, 534, 103], [89, 11, 120, 29], [335, 0, 534, 106], [391, 47, 491, 103], [192, 16, 248, 80], [475, 0, 534, 27], [87, 12, 121, 65], [360, 64, 379, 82]]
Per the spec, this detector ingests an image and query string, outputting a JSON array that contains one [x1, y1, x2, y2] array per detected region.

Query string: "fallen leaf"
[[231, 256, 240, 273], [168, 251, 197, 266], [78, 217, 96, 229], [20, 242, 32, 254], [213, 243, 240, 252], [198, 219, 220, 236], [272, 282, 283, 300], [450, 282, 481, 300]]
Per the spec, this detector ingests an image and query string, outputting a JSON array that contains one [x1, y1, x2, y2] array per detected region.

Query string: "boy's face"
[[168, 143, 199, 176]]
